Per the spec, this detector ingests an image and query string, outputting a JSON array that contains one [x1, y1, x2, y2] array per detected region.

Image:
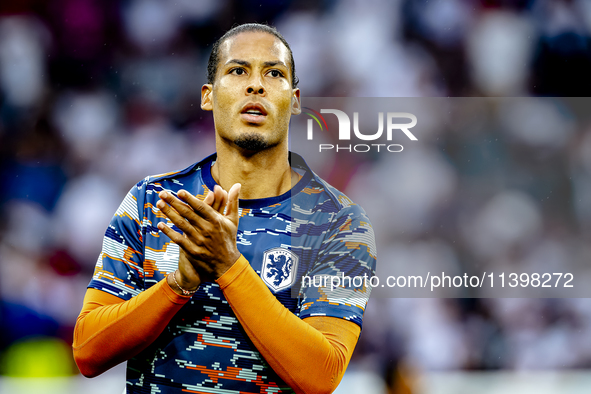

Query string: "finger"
[[219, 189, 228, 214], [176, 189, 217, 222], [226, 183, 241, 226], [156, 199, 198, 237], [212, 185, 227, 214], [211, 185, 222, 212], [157, 221, 190, 250], [160, 191, 208, 226], [203, 189, 214, 206]]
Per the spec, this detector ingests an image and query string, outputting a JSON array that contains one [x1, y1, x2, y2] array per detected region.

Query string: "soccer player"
[[73, 23, 376, 394]]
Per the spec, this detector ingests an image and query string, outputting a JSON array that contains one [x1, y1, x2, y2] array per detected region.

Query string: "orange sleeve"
[[217, 255, 361, 394], [72, 278, 191, 378]]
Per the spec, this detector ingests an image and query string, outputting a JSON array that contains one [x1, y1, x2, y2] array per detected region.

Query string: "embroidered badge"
[[262, 247, 299, 292]]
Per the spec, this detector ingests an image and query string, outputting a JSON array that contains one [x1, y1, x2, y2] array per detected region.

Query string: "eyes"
[[230, 67, 246, 76], [229, 67, 285, 79], [269, 69, 283, 78]]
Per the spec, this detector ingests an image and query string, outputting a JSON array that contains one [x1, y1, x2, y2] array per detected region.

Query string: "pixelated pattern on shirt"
[[88, 153, 376, 393]]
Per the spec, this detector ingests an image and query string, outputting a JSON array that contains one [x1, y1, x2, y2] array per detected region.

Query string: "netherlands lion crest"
[[262, 247, 298, 292]]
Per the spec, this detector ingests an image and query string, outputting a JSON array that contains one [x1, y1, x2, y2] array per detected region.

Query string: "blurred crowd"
[[0, 0, 591, 390], [341, 97, 591, 382]]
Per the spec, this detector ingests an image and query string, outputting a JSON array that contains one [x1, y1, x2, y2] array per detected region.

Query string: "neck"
[[212, 137, 300, 200]]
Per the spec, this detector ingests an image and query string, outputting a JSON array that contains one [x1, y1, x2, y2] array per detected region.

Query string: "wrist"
[[214, 250, 242, 280], [168, 270, 200, 296]]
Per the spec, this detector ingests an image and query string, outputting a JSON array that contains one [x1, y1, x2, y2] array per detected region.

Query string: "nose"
[[247, 86, 264, 94], [246, 76, 266, 96]]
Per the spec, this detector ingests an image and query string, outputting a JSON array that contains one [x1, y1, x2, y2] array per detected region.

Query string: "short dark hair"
[[207, 23, 299, 88]]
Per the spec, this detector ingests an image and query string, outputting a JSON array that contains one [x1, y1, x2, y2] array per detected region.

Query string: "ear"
[[291, 88, 301, 115], [201, 84, 213, 111]]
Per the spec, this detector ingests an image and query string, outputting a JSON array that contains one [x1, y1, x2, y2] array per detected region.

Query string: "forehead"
[[219, 31, 290, 66]]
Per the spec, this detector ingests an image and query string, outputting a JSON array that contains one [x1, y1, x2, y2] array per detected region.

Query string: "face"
[[201, 31, 300, 152]]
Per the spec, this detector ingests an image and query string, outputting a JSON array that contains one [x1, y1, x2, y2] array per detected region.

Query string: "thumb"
[[226, 183, 241, 225]]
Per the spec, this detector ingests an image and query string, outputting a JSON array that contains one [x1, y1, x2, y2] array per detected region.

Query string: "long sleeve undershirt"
[[73, 255, 360, 394]]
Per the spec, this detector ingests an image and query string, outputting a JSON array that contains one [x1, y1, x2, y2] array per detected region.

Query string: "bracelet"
[[172, 269, 199, 296]]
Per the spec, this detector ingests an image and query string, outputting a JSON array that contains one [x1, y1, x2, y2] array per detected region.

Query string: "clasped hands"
[[156, 184, 242, 293]]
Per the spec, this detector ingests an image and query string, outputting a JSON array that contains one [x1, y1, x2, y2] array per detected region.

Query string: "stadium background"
[[1, 0, 591, 393]]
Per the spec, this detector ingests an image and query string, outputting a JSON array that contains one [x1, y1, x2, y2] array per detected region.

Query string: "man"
[[73, 23, 376, 394]]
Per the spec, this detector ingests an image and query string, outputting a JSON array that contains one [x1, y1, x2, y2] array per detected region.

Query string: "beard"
[[234, 132, 271, 152]]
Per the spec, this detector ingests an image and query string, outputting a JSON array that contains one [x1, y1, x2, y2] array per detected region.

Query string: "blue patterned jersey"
[[88, 152, 377, 394]]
